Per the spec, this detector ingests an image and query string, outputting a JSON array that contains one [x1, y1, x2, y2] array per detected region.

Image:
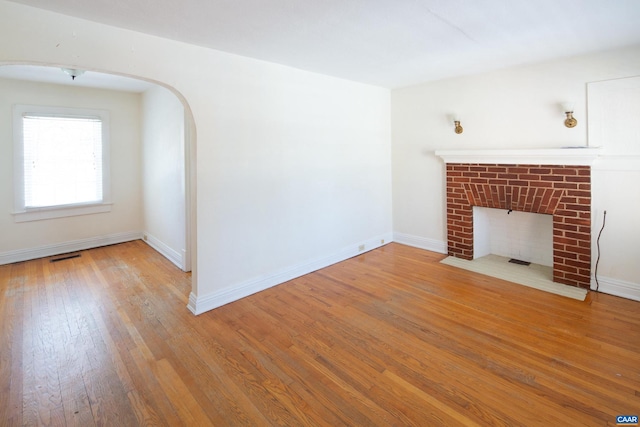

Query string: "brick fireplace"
[[436, 149, 600, 290]]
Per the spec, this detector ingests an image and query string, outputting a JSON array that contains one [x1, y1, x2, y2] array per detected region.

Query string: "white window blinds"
[[22, 114, 103, 208]]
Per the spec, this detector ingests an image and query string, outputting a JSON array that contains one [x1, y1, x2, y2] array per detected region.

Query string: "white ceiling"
[[4, 0, 640, 89]]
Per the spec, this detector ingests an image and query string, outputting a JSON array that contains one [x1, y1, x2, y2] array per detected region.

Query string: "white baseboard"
[[187, 232, 393, 315], [142, 232, 185, 271], [0, 231, 143, 265], [393, 232, 447, 254], [591, 275, 640, 302]]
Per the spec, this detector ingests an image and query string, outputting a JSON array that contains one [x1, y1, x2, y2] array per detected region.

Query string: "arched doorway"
[[0, 63, 197, 299]]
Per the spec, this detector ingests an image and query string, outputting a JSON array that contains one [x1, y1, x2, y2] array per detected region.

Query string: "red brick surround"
[[446, 163, 591, 289]]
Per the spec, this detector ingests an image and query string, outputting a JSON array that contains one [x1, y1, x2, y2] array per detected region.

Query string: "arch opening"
[[0, 62, 198, 300]]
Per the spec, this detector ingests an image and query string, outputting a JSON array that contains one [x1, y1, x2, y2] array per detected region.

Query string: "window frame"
[[12, 104, 111, 222]]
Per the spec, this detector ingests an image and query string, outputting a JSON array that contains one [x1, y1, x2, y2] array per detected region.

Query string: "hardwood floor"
[[1, 241, 639, 426]]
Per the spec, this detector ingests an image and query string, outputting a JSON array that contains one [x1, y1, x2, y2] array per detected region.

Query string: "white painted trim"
[[435, 148, 602, 166], [392, 232, 447, 254], [591, 276, 640, 302], [142, 232, 185, 271], [182, 249, 188, 272], [187, 233, 393, 315], [13, 202, 112, 222], [183, 108, 195, 274], [12, 104, 112, 220], [0, 231, 142, 265], [592, 154, 640, 171]]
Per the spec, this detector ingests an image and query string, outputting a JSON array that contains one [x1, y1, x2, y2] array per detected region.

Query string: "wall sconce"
[[453, 115, 463, 134], [562, 102, 577, 128], [61, 68, 85, 81]]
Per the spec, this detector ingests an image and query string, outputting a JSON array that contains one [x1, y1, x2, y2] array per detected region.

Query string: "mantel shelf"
[[435, 147, 602, 166]]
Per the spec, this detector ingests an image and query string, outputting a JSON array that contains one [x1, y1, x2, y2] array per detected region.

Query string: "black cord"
[[594, 210, 607, 292]]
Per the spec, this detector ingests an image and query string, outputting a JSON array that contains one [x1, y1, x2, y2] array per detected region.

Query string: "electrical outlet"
[[358, 244, 365, 251], [381, 239, 385, 244], [143, 234, 148, 241]]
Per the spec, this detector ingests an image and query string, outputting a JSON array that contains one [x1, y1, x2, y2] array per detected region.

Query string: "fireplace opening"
[[473, 207, 553, 267]]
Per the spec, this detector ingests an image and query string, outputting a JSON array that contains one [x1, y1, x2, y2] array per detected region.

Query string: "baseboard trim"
[[393, 232, 447, 254], [143, 232, 185, 271], [0, 231, 143, 265], [187, 232, 393, 315], [592, 275, 640, 302]]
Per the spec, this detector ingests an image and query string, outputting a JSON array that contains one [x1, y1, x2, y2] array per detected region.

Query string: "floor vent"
[[50, 253, 81, 263], [508, 258, 531, 266]]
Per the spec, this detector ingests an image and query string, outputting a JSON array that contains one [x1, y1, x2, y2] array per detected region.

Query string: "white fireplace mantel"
[[435, 147, 602, 166]]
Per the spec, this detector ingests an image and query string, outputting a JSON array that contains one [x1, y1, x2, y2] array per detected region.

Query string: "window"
[[13, 105, 111, 222]]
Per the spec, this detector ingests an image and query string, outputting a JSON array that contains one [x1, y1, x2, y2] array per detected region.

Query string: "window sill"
[[13, 203, 112, 223]]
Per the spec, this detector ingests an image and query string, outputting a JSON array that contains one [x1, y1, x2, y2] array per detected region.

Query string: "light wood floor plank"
[[1, 240, 639, 426]]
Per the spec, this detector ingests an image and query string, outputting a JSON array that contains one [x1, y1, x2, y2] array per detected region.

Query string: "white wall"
[[141, 85, 186, 270], [0, 1, 393, 313], [391, 46, 640, 300], [588, 76, 640, 299], [0, 77, 142, 259]]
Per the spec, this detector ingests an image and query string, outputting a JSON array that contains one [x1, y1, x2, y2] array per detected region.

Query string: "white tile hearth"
[[440, 254, 587, 301]]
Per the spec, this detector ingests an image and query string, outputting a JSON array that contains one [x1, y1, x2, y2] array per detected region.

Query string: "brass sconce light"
[[453, 115, 463, 134], [562, 102, 577, 128]]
